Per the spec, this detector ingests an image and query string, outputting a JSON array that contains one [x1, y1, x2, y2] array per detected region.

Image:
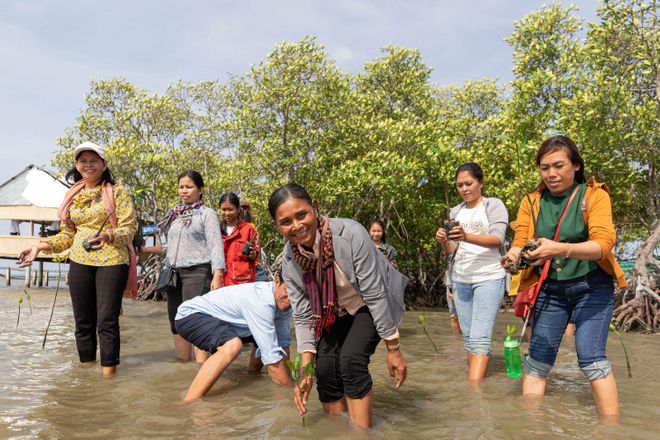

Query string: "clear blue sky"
[[0, 0, 600, 184]]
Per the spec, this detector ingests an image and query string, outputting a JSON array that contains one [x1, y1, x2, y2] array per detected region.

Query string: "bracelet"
[[564, 243, 572, 259], [386, 342, 401, 352]]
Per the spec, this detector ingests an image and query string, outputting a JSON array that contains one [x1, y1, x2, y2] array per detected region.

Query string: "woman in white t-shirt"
[[435, 162, 508, 381]]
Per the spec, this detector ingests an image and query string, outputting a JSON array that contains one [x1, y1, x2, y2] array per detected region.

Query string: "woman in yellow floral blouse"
[[18, 142, 137, 377]]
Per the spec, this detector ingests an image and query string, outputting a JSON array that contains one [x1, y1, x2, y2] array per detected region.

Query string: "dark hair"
[[219, 192, 240, 209], [268, 183, 314, 219], [367, 219, 387, 243], [454, 162, 484, 183], [178, 170, 205, 188], [240, 203, 253, 223], [65, 151, 116, 185], [535, 135, 586, 184]]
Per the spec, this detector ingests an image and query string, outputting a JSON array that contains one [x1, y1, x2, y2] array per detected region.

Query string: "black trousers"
[[166, 263, 212, 334], [315, 306, 381, 402], [68, 261, 128, 367]]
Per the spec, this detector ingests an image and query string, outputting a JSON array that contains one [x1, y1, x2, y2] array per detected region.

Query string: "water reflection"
[[0, 288, 657, 439]]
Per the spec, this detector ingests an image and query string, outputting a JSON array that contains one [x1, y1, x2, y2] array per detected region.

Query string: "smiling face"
[[455, 171, 483, 206], [272, 197, 318, 249], [539, 148, 580, 196], [273, 276, 291, 311], [178, 176, 203, 205], [75, 151, 107, 185], [220, 201, 239, 226], [369, 223, 384, 244]]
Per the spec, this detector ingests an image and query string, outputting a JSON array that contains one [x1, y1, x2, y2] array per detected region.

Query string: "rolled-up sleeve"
[[244, 306, 287, 365], [204, 209, 226, 272], [586, 188, 616, 262]]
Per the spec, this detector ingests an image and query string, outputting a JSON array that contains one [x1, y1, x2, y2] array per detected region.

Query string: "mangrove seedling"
[[16, 295, 23, 328], [43, 254, 67, 349], [418, 314, 439, 352], [24, 289, 33, 314], [286, 353, 314, 426], [506, 324, 517, 339], [609, 323, 632, 378]]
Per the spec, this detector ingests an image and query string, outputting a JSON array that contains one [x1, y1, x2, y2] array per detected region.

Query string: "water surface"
[[1, 288, 657, 439]]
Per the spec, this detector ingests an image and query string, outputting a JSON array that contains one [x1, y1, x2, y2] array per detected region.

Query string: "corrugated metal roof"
[[0, 165, 69, 207]]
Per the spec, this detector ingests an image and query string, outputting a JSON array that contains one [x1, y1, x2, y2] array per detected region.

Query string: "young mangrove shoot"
[[16, 295, 23, 328], [43, 255, 66, 349], [286, 353, 314, 426], [418, 314, 439, 352], [24, 289, 33, 314], [609, 323, 632, 378]]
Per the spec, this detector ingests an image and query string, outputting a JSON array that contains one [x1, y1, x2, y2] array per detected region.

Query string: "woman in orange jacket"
[[219, 192, 260, 286], [501, 135, 626, 416]]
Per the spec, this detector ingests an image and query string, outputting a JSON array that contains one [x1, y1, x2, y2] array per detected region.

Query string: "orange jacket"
[[221, 221, 260, 286], [512, 177, 627, 290]]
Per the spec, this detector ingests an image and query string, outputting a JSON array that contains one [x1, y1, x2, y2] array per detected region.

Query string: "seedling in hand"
[[286, 353, 314, 426], [418, 314, 439, 352], [609, 323, 632, 378]]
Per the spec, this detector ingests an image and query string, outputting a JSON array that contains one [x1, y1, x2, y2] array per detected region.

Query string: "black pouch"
[[156, 266, 177, 291]]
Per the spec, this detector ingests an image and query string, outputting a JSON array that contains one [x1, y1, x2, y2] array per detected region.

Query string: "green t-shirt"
[[536, 182, 597, 280]]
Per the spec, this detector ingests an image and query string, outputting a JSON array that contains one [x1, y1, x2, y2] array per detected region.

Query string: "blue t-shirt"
[[175, 281, 292, 365]]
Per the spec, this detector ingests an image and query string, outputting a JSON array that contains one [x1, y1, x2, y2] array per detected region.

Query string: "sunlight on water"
[[1, 288, 657, 439]]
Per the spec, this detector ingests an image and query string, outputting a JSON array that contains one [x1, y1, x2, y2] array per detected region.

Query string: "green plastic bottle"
[[503, 337, 523, 378]]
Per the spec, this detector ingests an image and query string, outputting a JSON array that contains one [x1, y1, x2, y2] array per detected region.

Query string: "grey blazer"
[[281, 218, 408, 352]]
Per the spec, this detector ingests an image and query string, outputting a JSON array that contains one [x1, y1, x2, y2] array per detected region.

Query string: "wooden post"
[[38, 261, 44, 287], [32, 270, 38, 285], [43, 271, 49, 287], [5, 267, 10, 287], [25, 267, 31, 287]]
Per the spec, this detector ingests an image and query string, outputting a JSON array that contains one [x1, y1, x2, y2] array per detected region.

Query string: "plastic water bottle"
[[503, 337, 522, 378]]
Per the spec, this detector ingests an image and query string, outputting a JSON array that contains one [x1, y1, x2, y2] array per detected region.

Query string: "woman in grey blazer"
[[268, 183, 408, 429]]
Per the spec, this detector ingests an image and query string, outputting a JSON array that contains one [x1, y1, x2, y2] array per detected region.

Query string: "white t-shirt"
[[452, 201, 506, 283]]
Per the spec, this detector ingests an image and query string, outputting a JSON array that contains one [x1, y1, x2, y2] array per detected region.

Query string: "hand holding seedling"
[[287, 352, 314, 423]]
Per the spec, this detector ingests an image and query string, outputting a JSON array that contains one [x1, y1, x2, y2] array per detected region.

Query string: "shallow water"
[[1, 288, 658, 440]]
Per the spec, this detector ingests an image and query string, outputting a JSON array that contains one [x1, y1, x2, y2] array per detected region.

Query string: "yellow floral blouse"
[[48, 183, 137, 266]]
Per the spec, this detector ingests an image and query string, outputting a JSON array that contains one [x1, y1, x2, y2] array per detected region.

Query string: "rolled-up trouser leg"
[[338, 307, 381, 400]]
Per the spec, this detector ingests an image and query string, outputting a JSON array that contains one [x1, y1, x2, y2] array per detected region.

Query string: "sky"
[[0, 0, 601, 185]]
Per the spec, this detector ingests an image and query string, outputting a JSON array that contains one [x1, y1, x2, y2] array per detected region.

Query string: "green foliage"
[[52, 3, 658, 302]]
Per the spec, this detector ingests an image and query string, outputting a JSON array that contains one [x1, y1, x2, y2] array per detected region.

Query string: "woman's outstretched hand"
[[17, 246, 40, 267]]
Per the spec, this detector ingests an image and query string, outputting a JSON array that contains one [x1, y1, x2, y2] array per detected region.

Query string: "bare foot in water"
[[80, 361, 96, 368], [102, 366, 117, 377]]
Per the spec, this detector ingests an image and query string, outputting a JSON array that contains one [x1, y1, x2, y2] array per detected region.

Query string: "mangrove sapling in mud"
[[609, 323, 632, 378], [287, 353, 314, 426], [418, 314, 439, 352], [43, 254, 67, 349], [16, 295, 23, 328], [24, 290, 32, 314]]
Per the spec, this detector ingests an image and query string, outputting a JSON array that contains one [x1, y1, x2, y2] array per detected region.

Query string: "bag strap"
[[535, 184, 582, 288]]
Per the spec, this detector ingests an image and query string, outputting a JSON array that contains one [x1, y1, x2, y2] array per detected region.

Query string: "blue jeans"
[[452, 277, 505, 355], [524, 269, 614, 381]]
